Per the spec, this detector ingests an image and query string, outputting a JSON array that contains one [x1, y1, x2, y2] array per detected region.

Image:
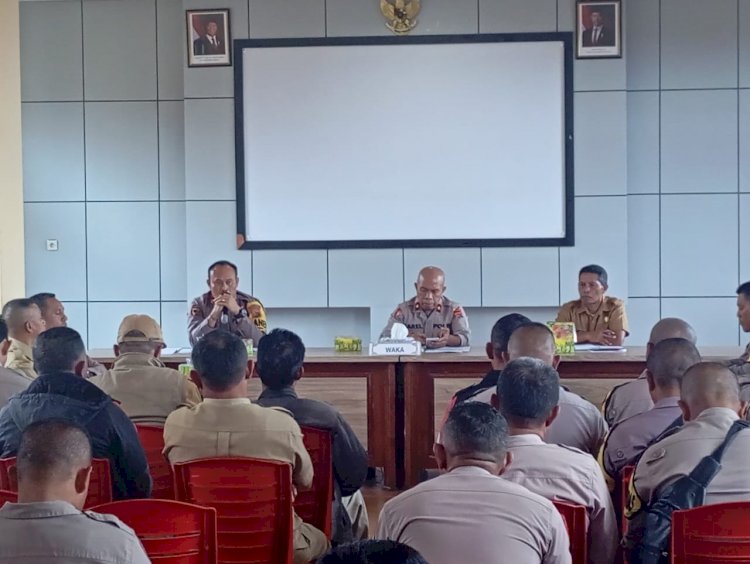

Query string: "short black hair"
[[497, 357, 560, 426], [207, 260, 238, 278], [0, 318, 7, 342], [29, 292, 56, 314], [256, 329, 305, 390], [318, 540, 428, 564], [17, 419, 92, 483], [2, 298, 36, 321], [738, 281, 750, 300], [490, 313, 531, 354], [192, 330, 247, 391], [442, 402, 508, 459], [579, 264, 608, 286], [32, 327, 86, 375], [646, 337, 701, 389]]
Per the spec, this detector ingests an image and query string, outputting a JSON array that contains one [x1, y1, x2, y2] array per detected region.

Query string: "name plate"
[[369, 340, 421, 356]]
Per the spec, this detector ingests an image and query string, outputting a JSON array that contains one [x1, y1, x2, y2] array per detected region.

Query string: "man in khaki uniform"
[[1, 299, 46, 380], [725, 282, 750, 390], [188, 260, 267, 347], [90, 314, 201, 426], [556, 264, 628, 346], [602, 318, 697, 427], [495, 357, 617, 564], [601, 338, 700, 486], [380, 266, 470, 347], [378, 402, 571, 564], [625, 363, 750, 531], [0, 419, 149, 563], [0, 319, 29, 408], [164, 330, 329, 564]]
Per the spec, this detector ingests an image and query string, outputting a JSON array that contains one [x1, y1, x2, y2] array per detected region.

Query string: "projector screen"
[[235, 34, 573, 249]]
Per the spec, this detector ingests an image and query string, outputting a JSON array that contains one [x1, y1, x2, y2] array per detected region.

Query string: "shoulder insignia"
[[644, 447, 666, 464], [190, 305, 201, 317], [453, 306, 465, 319], [392, 307, 403, 319]]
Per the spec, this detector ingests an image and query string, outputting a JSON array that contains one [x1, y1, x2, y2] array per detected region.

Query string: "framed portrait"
[[576, 1, 621, 59], [186, 9, 232, 67]]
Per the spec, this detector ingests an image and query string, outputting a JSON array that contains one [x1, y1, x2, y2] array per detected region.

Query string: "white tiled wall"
[[19, 0, 749, 350]]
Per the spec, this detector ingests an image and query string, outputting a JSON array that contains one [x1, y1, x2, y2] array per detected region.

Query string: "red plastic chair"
[[553, 500, 588, 564], [0, 489, 16, 506], [173, 457, 294, 564], [620, 465, 635, 535], [672, 502, 750, 563], [295, 426, 333, 538], [0, 457, 112, 509], [136, 425, 175, 499], [91, 499, 217, 563]]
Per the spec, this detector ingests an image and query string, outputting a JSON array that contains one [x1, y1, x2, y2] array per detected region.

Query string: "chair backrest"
[[620, 465, 635, 535], [0, 457, 112, 509], [672, 502, 750, 563], [553, 500, 588, 564], [91, 499, 217, 564], [296, 426, 333, 537], [173, 457, 294, 564], [0, 489, 17, 506], [136, 424, 175, 499]]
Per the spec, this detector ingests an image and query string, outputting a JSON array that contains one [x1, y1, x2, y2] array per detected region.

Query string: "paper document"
[[574, 344, 626, 352], [424, 346, 472, 354]]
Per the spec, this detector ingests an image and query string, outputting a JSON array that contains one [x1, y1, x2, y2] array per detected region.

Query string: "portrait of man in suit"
[[186, 9, 232, 67], [193, 20, 225, 56], [581, 10, 615, 47], [576, 1, 621, 59]]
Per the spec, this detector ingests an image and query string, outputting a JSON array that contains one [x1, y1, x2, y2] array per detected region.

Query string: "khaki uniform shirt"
[[377, 465, 571, 564], [0, 500, 150, 563], [379, 296, 471, 345], [602, 371, 653, 427], [0, 367, 30, 409], [503, 434, 618, 564], [628, 407, 750, 519], [188, 290, 267, 346], [601, 396, 681, 484], [3, 339, 36, 381], [725, 342, 750, 379], [556, 297, 629, 338], [89, 352, 201, 426]]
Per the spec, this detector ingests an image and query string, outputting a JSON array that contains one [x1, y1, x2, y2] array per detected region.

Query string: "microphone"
[[221, 307, 229, 325]]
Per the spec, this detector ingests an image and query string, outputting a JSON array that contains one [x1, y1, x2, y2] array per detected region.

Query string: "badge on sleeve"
[[392, 307, 403, 319], [453, 306, 465, 319], [624, 477, 643, 519], [190, 305, 201, 317]]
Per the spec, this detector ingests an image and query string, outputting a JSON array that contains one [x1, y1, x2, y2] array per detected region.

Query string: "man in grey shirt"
[[0, 419, 150, 563], [0, 318, 29, 408]]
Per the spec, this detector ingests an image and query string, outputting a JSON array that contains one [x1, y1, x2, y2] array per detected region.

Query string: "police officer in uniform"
[[725, 281, 750, 387], [188, 260, 267, 346], [556, 264, 628, 346], [380, 266, 470, 347]]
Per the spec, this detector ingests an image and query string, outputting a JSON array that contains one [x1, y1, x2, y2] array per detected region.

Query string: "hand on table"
[[590, 328, 617, 345]]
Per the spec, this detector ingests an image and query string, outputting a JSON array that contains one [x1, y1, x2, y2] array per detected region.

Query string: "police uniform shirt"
[[188, 290, 267, 347], [503, 434, 618, 564], [379, 296, 471, 345], [556, 297, 629, 338], [0, 367, 29, 409], [602, 371, 653, 427], [725, 343, 750, 378], [377, 465, 571, 564], [0, 500, 150, 563], [601, 396, 681, 483], [164, 398, 329, 563], [628, 407, 750, 519], [3, 339, 36, 381], [89, 352, 201, 426]]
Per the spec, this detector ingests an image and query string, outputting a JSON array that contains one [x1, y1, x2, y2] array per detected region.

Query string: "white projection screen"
[[235, 34, 574, 249]]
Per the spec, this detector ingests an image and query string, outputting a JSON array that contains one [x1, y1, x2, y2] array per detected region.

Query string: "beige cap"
[[117, 314, 164, 344]]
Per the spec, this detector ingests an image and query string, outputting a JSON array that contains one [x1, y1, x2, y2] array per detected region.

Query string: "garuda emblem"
[[380, 0, 421, 34]]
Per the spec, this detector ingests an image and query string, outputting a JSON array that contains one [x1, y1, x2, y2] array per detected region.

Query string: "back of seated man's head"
[[2, 298, 46, 343], [495, 357, 560, 430], [256, 328, 305, 390], [32, 327, 87, 376], [645, 338, 701, 395], [318, 540, 428, 564], [506, 322, 557, 366], [192, 330, 248, 394], [115, 314, 165, 356], [436, 402, 509, 474], [679, 362, 742, 421], [488, 313, 531, 359], [16, 419, 92, 509]]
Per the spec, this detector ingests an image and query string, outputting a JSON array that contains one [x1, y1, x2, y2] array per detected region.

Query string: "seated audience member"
[[377, 402, 571, 564], [0, 327, 151, 500], [0, 319, 30, 408], [625, 363, 750, 542], [556, 264, 628, 345], [495, 357, 617, 564], [603, 318, 697, 427], [163, 330, 328, 564], [29, 292, 105, 377], [255, 328, 369, 543], [472, 322, 607, 454], [0, 419, 150, 563], [90, 314, 200, 426], [318, 540, 427, 564], [601, 338, 701, 484], [1, 299, 46, 380], [725, 282, 750, 391]]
